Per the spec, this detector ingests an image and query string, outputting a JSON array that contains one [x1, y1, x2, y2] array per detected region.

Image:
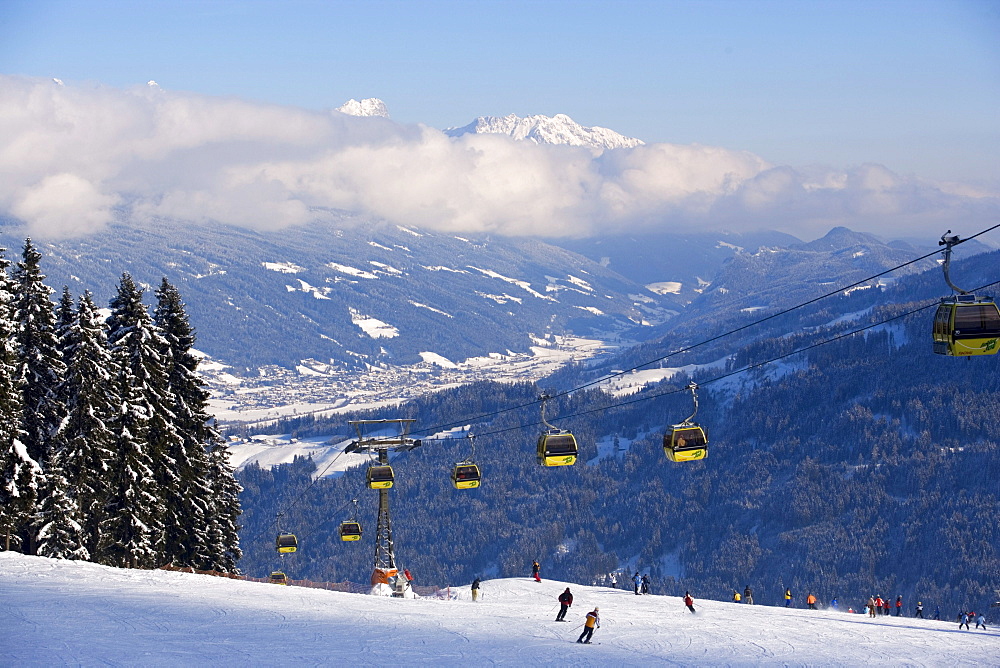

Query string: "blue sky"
[[3, 0, 998, 183]]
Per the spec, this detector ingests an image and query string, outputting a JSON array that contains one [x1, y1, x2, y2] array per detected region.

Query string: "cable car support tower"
[[345, 419, 422, 586]]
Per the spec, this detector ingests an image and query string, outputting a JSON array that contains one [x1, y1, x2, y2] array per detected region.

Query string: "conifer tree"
[[0, 247, 39, 551], [205, 433, 243, 573], [12, 239, 67, 470], [33, 448, 89, 560], [59, 291, 117, 559], [153, 278, 214, 567], [101, 274, 167, 567]]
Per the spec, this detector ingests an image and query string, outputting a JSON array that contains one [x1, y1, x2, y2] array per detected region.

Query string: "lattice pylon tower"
[[373, 448, 396, 572], [346, 419, 420, 586]]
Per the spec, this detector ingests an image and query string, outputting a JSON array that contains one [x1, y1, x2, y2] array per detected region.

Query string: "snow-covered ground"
[[2, 553, 995, 666]]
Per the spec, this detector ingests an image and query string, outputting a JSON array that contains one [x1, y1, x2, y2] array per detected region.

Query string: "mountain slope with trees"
[[237, 250, 1000, 614]]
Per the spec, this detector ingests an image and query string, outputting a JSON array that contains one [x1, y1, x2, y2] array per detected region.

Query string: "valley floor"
[[1, 553, 995, 666]]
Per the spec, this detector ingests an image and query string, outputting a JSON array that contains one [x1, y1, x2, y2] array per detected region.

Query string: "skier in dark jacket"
[[915, 602, 924, 618], [640, 574, 650, 595], [471, 578, 481, 602], [744, 585, 753, 604], [556, 588, 573, 621]]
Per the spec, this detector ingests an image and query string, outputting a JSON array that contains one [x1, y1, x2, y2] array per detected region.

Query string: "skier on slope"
[[915, 601, 924, 618], [632, 572, 641, 595], [532, 560, 541, 583], [577, 608, 600, 644], [684, 591, 696, 614], [556, 587, 573, 621], [895, 595, 902, 616], [471, 578, 481, 602], [975, 613, 986, 630], [744, 585, 753, 604], [785, 588, 793, 607], [806, 593, 818, 610], [641, 574, 650, 595]]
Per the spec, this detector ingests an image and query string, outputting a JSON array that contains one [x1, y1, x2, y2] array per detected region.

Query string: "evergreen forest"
[[0, 240, 242, 571]]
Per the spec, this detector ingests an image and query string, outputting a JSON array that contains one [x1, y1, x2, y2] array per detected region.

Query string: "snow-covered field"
[[2, 553, 995, 666]]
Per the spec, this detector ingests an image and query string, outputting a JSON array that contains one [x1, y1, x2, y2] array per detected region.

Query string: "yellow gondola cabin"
[[451, 462, 482, 489], [367, 465, 395, 489], [339, 521, 362, 541], [932, 295, 1000, 356], [275, 533, 298, 553], [664, 424, 708, 462], [537, 430, 578, 467]]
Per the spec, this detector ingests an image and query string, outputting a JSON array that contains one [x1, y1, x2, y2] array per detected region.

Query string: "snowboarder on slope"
[[532, 560, 541, 582], [975, 613, 986, 630], [806, 593, 817, 610], [959, 612, 971, 630], [684, 591, 696, 614], [577, 608, 600, 643], [733, 590, 742, 603], [744, 585, 753, 604], [556, 588, 573, 621], [471, 578, 481, 602], [830, 598, 839, 611]]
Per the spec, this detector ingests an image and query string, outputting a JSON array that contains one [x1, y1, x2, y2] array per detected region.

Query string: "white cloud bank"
[[1, 75, 997, 240]]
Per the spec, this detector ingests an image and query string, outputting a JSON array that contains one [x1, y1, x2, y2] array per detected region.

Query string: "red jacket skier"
[[556, 588, 573, 621]]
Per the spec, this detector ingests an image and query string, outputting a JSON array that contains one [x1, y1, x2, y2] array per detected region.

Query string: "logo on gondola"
[[983, 338, 998, 352]]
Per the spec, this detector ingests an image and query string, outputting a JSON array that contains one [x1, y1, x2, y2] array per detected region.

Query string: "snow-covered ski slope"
[[1, 553, 995, 666]]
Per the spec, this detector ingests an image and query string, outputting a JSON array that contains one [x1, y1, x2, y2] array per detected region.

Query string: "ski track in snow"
[[1, 553, 997, 666]]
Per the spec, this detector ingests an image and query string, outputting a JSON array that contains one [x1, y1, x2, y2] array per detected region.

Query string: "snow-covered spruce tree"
[[153, 278, 215, 568], [205, 431, 243, 573], [33, 447, 89, 560], [12, 239, 67, 471], [100, 274, 168, 568], [0, 247, 40, 552], [59, 290, 117, 559]]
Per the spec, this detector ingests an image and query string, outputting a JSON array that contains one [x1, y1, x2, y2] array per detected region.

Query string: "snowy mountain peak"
[[445, 112, 644, 150], [336, 98, 390, 118]]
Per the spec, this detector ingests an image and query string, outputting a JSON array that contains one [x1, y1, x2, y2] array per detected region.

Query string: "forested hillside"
[[238, 254, 1000, 614]]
